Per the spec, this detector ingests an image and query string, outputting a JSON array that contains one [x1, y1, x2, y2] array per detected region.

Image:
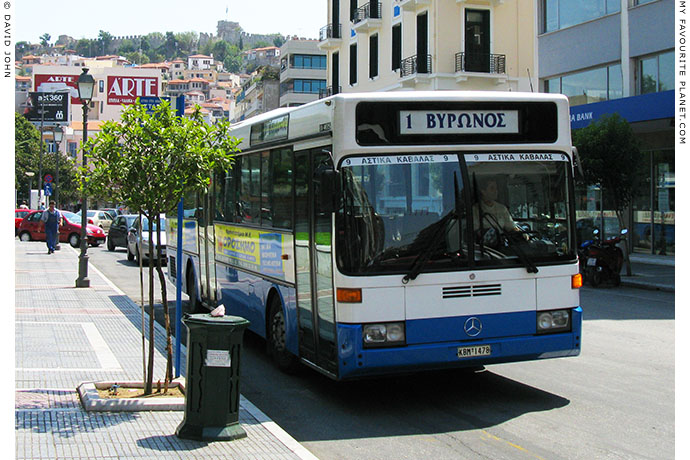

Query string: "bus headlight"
[[536, 309, 571, 334], [362, 322, 406, 348]]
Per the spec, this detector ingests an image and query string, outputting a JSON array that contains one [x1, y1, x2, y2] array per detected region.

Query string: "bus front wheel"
[[268, 299, 298, 373], [186, 269, 203, 313]]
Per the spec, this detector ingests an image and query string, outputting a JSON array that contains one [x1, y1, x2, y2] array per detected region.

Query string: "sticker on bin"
[[205, 349, 232, 367]]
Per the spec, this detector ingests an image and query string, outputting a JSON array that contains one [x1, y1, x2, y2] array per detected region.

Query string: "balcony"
[[455, 52, 506, 74], [319, 24, 342, 50], [319, 86, 342, 99], [454, 52, 507, 84], [400, 54, 432, 78], [399, 0, 430, 11], [353, 2, 383, 33], [456, 0, 504, 4]]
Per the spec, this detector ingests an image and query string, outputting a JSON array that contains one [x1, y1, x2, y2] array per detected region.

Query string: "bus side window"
[[239, 153, 261, 224], [271, 148, 293, 229]]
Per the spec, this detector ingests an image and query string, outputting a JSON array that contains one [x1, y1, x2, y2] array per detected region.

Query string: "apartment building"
[[319, 0, 537, 93], [279, 39, 327, 107], [538, 0, 674, 255], [242, 46, 281, 68], [188, 54, 214, 70], [233, 76, 280, 122]]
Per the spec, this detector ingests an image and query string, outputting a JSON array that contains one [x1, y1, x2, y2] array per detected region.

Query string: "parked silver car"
[[126, 215, 167, 265]]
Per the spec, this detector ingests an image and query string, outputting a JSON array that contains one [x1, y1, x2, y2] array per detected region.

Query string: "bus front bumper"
[[336, 308, 582, 380]]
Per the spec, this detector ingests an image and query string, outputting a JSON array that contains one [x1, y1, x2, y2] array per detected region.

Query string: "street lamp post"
[[52, 126, 63, 208], [25, 172, 35, 208], [75, 68, 94, 288]]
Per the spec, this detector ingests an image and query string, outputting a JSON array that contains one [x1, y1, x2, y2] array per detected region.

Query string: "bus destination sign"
[[400, 110, 519, 135]]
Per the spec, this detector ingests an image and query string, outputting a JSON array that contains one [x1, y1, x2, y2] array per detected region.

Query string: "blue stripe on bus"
[[406, 310, 537, 344], [216, 264, 299, 356], [337, 307, 582, 379]]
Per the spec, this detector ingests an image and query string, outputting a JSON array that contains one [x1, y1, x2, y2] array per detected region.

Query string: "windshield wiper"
[[503, 232, 539, 274], [402, 171, 465, 284], [401, 210, 455, 284]]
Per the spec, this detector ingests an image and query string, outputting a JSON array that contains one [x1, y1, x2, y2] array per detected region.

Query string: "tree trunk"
[[138, 212, 147, 394], [146, 217, 156, 395], [154, 213, 173, 392]]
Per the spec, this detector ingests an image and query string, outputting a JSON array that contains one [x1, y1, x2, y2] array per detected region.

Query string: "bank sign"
[[107, 76, 158, 105]]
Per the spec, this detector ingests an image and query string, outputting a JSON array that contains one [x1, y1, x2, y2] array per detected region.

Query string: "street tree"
[[39, 33, 51, 47], [80, 100, 238, 394], [98, 30, 113, 55], [15, 113, 79, 207], [573, 113, 643, 275]]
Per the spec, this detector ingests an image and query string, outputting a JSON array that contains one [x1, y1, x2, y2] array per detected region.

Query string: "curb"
[[77, 380, 186, 412], [620, 279, 674, 293]]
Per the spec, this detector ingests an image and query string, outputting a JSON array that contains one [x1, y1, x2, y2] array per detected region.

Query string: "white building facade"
[[319, 0, 538, 93]]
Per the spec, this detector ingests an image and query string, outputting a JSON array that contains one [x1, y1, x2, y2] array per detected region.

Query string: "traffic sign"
[[44, 174, 53, 183], [44, 183, 53, 196]]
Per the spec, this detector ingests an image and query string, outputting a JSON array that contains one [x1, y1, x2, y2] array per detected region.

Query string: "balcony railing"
[[353, 2, 382, 23], [400, 54, 432, 78], [319, 23, 342, 41], [455, 52, 506, 74], [319, 86, 342, 99]]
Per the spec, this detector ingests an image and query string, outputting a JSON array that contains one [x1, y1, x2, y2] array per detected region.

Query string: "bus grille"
[[442, 284, 502, 299]]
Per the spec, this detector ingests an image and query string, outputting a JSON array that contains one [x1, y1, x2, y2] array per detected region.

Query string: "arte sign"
[[107, 76, 158, 105], [33, 74, 81, 105]]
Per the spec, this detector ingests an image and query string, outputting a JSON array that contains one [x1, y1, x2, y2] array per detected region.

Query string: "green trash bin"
[[175, 313, 250, 442]]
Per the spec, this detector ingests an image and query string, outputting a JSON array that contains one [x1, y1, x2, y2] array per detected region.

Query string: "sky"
[[16, 0, 327, 43]]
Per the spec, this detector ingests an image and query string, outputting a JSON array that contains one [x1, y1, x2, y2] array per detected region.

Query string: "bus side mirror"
[[316, 168, 341, 214]]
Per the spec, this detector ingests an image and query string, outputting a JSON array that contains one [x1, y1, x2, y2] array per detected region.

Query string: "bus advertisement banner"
[[214, 224, 290, 280]]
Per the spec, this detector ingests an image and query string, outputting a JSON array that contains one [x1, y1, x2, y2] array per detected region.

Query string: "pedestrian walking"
[[40, 201, 61, 254], [19, 201, 29, 209]]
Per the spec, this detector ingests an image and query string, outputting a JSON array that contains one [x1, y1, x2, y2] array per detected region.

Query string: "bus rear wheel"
[[268, 299, 298, 373]]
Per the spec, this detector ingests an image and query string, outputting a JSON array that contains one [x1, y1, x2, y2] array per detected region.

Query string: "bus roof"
[[229, 91, 571, 154]]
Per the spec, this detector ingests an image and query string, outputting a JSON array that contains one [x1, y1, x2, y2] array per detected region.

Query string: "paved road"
[[86, 244, 675, 460]]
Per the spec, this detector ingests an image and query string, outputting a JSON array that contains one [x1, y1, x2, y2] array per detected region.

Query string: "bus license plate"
[[457, 345, 491, 359], [587, 257, 597, 266]]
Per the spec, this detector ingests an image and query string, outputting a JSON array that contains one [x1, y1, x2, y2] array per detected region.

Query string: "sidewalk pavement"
[[15, 240, 318, 460], [620, 253, 675, 293]]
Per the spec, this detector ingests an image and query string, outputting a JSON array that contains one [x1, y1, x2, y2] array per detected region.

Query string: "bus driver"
[[473, 178, 523, 236]]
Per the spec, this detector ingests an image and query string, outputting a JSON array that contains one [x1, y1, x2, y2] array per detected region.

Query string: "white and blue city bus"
[[168, 91, 582, 380]]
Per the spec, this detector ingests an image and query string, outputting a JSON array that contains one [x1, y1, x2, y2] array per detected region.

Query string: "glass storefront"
[[631, 150, 675, 255], [574, 149, 675, 256]]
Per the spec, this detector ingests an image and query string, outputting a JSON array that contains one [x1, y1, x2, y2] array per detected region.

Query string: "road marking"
[[481, 430, 547, 460]]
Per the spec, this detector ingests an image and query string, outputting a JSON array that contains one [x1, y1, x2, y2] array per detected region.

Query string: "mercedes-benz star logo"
[[464, 317, 482, 337]]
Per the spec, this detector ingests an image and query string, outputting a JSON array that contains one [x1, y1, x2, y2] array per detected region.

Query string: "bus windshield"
[[336, 153, 575, 275]]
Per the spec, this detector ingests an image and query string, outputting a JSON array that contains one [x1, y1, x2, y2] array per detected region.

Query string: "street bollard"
[[175, 313, 250, 442]]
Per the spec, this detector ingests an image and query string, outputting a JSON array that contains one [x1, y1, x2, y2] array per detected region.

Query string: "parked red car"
[[17, 210, 106, 247], [15, 209, 31, 235]]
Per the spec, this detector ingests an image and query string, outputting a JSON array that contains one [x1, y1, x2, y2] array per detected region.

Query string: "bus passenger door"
[[294, 148, 337, 374]]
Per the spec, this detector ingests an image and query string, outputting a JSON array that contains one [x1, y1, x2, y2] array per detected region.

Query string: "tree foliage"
[[98, 30, 113, 55], [40, 33, 51, 47], [15, 113, 79, 206], [573, 113, 642, 218], [80, 100, 239, 393]]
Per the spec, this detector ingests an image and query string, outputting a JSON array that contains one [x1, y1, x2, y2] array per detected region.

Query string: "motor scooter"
[[579, 228, 627, 287]]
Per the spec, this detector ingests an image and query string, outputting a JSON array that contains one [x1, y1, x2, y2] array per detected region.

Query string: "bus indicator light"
[[337, 288, 362, 303], [572, 273, 583, 289]]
